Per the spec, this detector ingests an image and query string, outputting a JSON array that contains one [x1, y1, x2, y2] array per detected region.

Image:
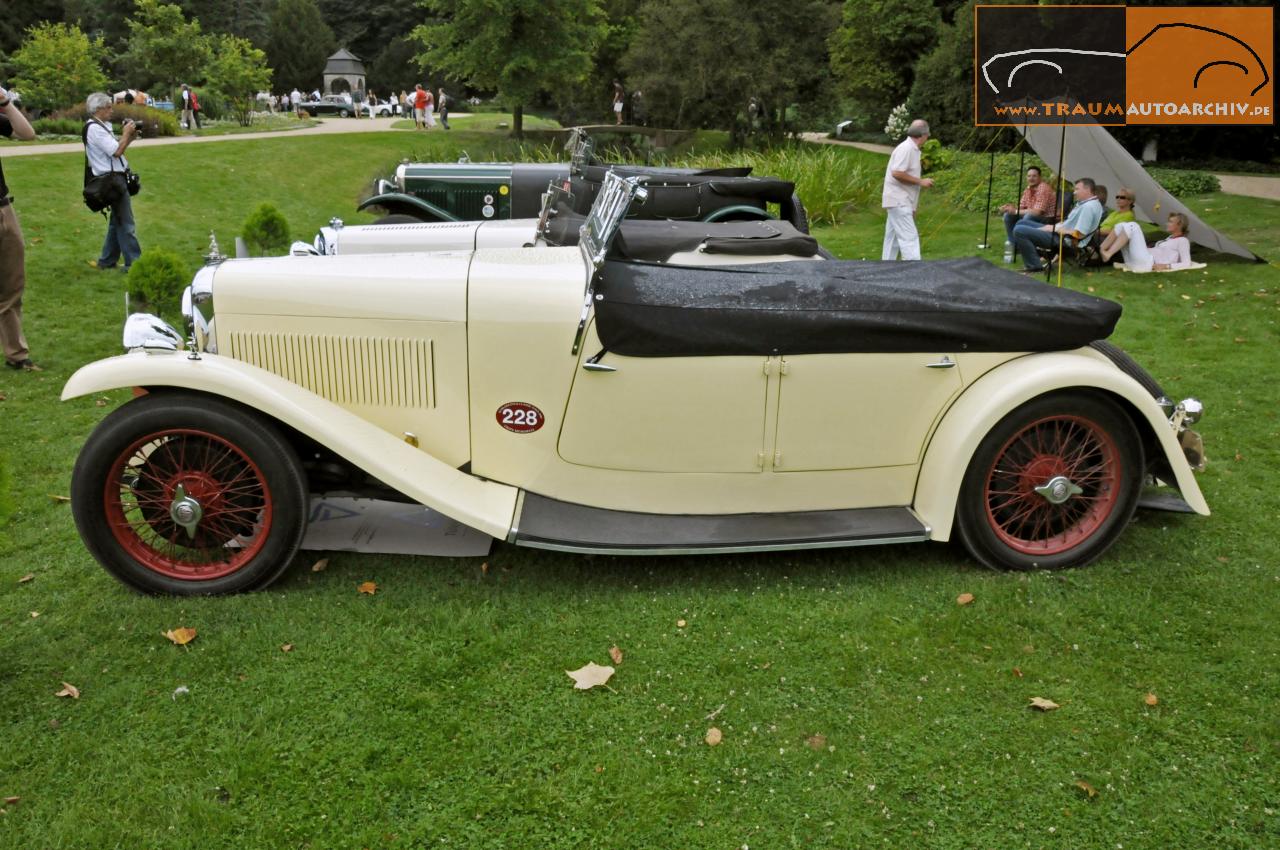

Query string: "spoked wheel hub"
[[983, 414, 1121, 556]]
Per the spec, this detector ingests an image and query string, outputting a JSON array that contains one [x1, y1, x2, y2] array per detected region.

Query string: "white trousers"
[[1113, 220, 1153, 272], [882, 206, 921, 261]]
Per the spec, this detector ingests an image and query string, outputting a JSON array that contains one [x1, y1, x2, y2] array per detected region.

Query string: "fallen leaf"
[[956, 592, 975, 606], [705, 727, 723, 746], [29, 611, 39, 618], [1075, 780, 1099, 799], [171, 685, 190, 700], [566, 662, 615, 690], [48, 494, 71, 503], [1029, 696, 1059, 712], [310, 558, 328, 573], [55, 682, 80, 699], [480, 562, 489, 576], [608, 645, 623, 665], [676, 619, 687, 628], [594, 765, 604, 773], [94, 398, 108, 407], [358, 581, 378, 595], [1216, 556, 1230, 564], [4, 796, 19, 805], [1234, 452, 1244, 462], [806, 734, 827, 750], [1144, 692, 1159, 707], [1012, 667, 1023, 678], [163, 627, 197, 646], [17, 573, 33, 584], [48, 719, 60, 730], [1234, 337, 1247, 344], [281, 643, 294, 653]]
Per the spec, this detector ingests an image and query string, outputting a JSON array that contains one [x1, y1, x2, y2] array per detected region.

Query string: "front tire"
[[71, 392, 308, 595], [955, 391, 1143, 571]]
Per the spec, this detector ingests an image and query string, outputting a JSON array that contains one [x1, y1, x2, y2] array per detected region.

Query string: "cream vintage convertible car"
[[64, 175, 1207, 594]]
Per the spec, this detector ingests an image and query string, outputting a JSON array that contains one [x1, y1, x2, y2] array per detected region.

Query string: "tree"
[[10, 22, 109, 113], [123, 0, 212, 98], [829, 0, 940, 128], [413, 0, 606, 138], [204, 33, 272, 125], [266, 0, 336, 91], [907, 0, 988, 148]]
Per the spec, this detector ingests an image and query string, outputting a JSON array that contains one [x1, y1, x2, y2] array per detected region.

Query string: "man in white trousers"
[[881, 119, 934, 261]]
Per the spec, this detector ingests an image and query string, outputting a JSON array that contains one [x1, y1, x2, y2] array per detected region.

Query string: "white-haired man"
[[84, 91, 142, 272], [881, 119, 935, 261]]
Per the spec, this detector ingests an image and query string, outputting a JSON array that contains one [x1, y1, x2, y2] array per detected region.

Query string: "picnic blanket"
[[1112, 261, 1208, 274]]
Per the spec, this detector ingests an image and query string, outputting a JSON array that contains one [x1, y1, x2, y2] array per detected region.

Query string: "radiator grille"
[[228, 332, 434, 408], [420, 186, 496, 220]]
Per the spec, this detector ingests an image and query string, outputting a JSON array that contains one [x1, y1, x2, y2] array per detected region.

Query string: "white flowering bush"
[[884, 102, 910, 139]]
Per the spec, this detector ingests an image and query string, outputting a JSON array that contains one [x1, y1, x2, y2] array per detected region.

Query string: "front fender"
[[356, 192, 460, 222], [63, 353, 517, 539], [915, 348, 1209, 542]]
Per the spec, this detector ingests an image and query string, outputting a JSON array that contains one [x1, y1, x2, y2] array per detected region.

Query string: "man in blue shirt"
[[1011, 177, 1103, 273]]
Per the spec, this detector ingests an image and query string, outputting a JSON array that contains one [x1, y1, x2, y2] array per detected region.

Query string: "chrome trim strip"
[[513, 533, 930, 557], [505, 490, 526, 544]]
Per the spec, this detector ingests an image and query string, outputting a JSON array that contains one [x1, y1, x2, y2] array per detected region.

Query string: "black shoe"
[[1020, 266, 1047, 274], [5, 358, 42, 372]]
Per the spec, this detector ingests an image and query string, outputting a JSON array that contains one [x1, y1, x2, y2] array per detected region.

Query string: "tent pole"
[[1014, 121, 1027, 225], [979, 147, 996, 249], [1053, 123, 1067, 286]]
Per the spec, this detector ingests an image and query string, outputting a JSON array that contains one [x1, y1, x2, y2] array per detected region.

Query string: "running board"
[[510, 494, 930, 555]]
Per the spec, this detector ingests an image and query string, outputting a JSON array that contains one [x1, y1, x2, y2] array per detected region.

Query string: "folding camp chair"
[[1035, 226, 1101, 278]]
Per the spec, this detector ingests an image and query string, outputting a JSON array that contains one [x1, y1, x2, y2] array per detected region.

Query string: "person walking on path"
[[0, 84, 39, 372], [84, 92, 142, 273], [881, 119, 934, 261], [180, 84, 195, 130], [612, 79, 625, 125], [290, 88, 301, 116], [438, 88, 450, 129], [189, 86, 202, 129], [423, 87, 435, 128], [413, 84, 427, 129]]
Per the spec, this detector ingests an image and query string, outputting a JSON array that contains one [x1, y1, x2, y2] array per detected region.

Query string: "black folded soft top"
[[544, 209, 820, 261], [593, 257, 1122, 357]]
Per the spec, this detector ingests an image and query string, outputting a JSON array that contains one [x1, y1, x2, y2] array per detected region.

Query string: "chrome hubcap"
[[169, 483, 204, 539], [1033, 475, 1083, 505]]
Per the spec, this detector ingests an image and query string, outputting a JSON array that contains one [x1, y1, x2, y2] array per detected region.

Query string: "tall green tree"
[[413, 0, 606, 138], [123, 0, 212, 98], [829, 0, 940, 128], [204, 33, 272, 125], [10, 21, 110, 112], [266, 0, 336, 91]]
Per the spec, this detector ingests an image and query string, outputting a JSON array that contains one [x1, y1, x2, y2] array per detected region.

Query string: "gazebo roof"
[[324, 48, 365, 76]]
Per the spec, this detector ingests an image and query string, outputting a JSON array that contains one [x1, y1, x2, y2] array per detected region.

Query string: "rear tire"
[[71, 392, 308, 595], [955, 391, 1143, 571]]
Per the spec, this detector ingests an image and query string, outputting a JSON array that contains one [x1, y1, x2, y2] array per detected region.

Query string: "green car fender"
[[356, 192, 461, 222]]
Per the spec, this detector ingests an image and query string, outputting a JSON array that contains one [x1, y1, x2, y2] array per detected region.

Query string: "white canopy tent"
[[1012, 121, 1260, 261]]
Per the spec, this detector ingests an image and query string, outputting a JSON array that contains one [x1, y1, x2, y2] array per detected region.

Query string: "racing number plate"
[[496, 402, 544, 433]]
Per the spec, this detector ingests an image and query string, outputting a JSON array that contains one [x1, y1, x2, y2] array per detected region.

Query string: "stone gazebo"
[[323, 48, 366, 96]]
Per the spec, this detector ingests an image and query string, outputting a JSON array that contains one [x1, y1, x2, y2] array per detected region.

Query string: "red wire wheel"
[[982, 414, 1119, 556], [73, 392, 308, 595], [103, 428, 273, 581], [956, 392, 1143, 571]]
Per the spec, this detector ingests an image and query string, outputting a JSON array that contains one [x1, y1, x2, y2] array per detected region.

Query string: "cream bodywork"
[[65, 248, 1207, 548]]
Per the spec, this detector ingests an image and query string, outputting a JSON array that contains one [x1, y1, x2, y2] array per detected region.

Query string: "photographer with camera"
[[84, 92, 142, 272], [0, 84, 39, 372]]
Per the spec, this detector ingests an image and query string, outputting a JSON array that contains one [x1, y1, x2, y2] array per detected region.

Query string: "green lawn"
[[1, 131, 1277, 849]]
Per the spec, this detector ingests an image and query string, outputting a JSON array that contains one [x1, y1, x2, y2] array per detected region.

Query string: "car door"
[[556, 322, 770, 473], [770, 353, 963, 472]]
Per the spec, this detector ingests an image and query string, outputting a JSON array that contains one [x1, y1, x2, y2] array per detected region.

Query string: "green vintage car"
[[359, 132, 810, 231]]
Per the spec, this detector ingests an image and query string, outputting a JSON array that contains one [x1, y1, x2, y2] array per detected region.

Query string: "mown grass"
[[0, 130, 1278, 849]]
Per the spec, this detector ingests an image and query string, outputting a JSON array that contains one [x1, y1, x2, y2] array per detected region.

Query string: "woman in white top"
[[1100, 211, 1192, 272]]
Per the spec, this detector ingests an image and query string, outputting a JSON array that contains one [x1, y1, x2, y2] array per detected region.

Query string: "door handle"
[[926, 356, 956, 369], [582, 362, 617, 373]]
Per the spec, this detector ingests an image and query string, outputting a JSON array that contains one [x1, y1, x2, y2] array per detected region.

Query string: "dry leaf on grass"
[[48, 495, 71, 503], [17, 574, 33, 584], [1028, 696, 1060, 712], [705, 727, 723, 746], [1075, 780, 1099, 799], [29, 611, 39, 619], [956, 592, 975, 606], [608, 645, 623, 665], [566, 662, 615, 690], [358, 581, 378, 595], [163, 627, 197, 646], [480, 562, 489, 576], [4, 796, 20, 805], [281, 644, 294, 653], [806, 734, 827, 751], [1144, 692, 1159, 706], [1012, 667, 1024, 678], [54, 682, 80, 699], [676, 619, 687, 628], [310, 558, 328, 573], [94, 398, 108, 407]]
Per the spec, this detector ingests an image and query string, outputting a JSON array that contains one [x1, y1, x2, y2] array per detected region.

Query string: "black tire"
[[955, 391, 1143, 571], [374, 213, 426, 225], [1088, 340, 1166, 399], [339, 109, 350, 118], [71, 392, 308, 595], [784, 193, 810, 234]]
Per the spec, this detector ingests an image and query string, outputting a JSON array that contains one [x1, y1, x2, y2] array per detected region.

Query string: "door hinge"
[[762, 359, 773, 376], [778, 359, 789, 376], [756, 451, 766, 469], [773, 451, 783, 467]]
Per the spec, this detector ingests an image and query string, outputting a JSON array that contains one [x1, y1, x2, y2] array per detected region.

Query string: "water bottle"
[[1003, 240, 1014, 264]]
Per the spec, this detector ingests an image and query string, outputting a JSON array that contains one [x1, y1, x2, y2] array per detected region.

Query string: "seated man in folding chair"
[[1010, 177, 1103, 274], [999, 165, 1058, 243]]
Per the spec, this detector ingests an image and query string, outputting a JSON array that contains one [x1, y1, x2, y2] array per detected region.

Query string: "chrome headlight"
[[181, 265, 217, 353], [1178, 397, 1204, 426], [124, 313, 183, 352]]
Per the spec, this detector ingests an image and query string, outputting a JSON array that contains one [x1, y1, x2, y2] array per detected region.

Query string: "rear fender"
[[915, 349, 1209, 541], [356, 192, 459, 222], [63, 353, 517, 539]]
